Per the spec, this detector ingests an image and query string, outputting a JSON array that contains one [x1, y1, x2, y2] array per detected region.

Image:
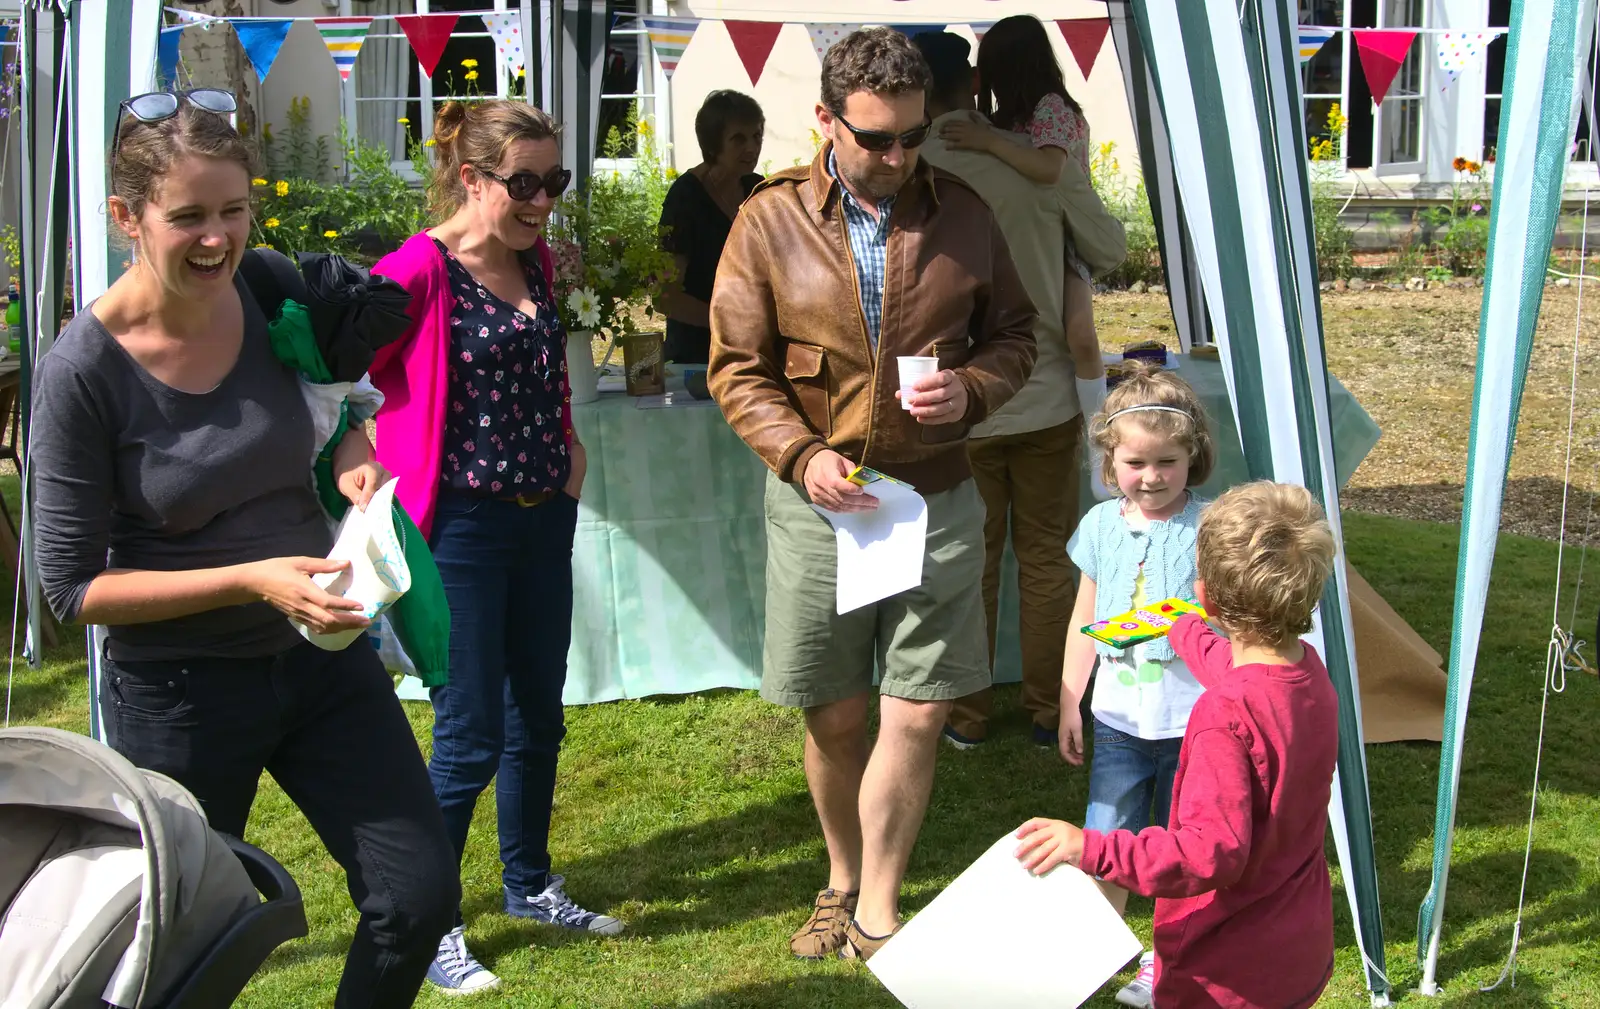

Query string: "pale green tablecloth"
[[547, 355, 1380, 704]]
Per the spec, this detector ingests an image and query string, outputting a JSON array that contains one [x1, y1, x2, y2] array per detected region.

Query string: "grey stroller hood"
[[0, 727, 260, 1009]]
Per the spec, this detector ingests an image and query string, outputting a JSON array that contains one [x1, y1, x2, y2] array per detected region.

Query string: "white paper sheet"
[[868, 833, 1144, 1009], [811, 476, 927, 614]]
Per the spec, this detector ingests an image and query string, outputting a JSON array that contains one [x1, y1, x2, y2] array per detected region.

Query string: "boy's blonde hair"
[[1090, 360, 1215, 490], [1197, 482, 1336, 647]]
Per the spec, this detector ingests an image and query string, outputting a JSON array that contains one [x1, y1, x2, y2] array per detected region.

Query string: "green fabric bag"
[[253, 262, 450, 687]]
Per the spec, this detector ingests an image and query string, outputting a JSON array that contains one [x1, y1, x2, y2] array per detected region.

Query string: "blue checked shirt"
[[829, 152, 895, 348]]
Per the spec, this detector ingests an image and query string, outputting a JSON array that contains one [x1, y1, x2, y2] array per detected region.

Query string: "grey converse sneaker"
[[505, 874, 625, 935], [1115, 950, 1156, 1008], [426, 927, 501, 996]]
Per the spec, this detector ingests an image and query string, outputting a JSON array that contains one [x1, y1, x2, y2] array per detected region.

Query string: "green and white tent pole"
[[1114, 0, 1389, 1001], [1417, 0, 1596, 994]]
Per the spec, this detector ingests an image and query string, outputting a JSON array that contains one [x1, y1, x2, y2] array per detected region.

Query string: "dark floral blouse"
[[437, 238, 572, 497]]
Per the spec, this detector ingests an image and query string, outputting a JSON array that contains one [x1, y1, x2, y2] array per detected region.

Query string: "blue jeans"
[[1084, 717, 1184, 835], [428, 488, 578, 914]]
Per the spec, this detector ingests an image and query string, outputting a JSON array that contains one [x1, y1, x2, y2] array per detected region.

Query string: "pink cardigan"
[[370, 231, 566, 538]]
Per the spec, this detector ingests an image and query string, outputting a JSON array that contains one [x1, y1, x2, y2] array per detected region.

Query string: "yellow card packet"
[[846, 466, 915, 491], [1082, 598, 1207, 649]]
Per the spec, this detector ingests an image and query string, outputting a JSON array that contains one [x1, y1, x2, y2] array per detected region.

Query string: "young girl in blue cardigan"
[[1059, 360, 1215, 1008]]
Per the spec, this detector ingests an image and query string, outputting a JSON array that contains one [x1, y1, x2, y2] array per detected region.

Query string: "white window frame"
[[343, 0, 530, 177], [593, 0, 671, 174], [1372, 0, 1428, 177], [1300, 1, 1353, 174]]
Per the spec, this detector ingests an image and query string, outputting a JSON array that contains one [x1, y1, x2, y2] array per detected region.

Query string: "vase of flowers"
[[546, 113, 676, 400]]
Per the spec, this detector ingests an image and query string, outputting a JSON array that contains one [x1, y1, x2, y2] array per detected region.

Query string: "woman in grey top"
[[30, 92, 457, 1007]]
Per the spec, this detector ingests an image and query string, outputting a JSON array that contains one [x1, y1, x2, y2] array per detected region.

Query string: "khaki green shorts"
[[761, 471, 991, 708]]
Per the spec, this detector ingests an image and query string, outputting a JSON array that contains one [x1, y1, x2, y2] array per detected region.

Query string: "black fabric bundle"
[[294, 253, 413, 382]]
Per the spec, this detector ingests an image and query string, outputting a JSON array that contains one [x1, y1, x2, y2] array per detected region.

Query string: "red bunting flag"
[[1353, 29, 1418, 105], [395, 13, 460, 78], [1056, 18, 1110, 81], [725, 20, 783, 86]]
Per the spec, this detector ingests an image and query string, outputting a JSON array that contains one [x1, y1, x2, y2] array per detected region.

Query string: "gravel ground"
[[1095, 285, 1600, 542]]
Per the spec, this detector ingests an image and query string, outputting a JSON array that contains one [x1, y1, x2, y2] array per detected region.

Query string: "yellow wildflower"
[[638, 118, 652, 138], [424, 138, 436, 147], [324, 230, 339, 239], [462, 58, 478, 68], [255, 243, 272, 249], [264, 218, 280, 228], [274, 180, 289, 197], [465, 70, 479, 81], [517, 67, 525, 77], [252, 177, 268, 187], [397, 117, 410, 125]]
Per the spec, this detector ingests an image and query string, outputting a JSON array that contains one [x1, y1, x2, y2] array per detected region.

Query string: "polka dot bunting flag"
[[1436, 31, 1500, 93], [480, 11, 526, 78]]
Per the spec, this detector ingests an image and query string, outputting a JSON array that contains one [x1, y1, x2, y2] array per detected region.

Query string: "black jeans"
[[427, 489, 576, 912], [101, 638, 459, 1009]]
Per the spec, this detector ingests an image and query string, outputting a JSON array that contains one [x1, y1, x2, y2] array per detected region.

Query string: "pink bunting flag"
[[395, 13, 460, 79], [1354, 29, 1418, 106], [725, 20, 783, 86], [1056, 18, 1110, 81]]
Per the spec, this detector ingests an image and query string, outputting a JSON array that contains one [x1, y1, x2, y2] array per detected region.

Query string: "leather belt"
[[504, 488, 558, 508]]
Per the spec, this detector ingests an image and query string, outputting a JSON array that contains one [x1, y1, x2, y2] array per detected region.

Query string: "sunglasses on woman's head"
[[111, 89, 239, 181], [478, 166, 573, 202], [835, 114, 931, 153]]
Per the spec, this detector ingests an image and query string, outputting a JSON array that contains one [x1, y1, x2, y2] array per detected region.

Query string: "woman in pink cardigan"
[[369, 100, 622, 996]]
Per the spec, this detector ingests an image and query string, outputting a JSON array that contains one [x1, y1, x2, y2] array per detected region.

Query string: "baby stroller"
[[0, 726, 307, 1008]]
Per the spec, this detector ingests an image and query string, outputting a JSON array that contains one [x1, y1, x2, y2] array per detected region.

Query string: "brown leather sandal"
[[789, 888, 858, 959], [839, 918, 901, 962]]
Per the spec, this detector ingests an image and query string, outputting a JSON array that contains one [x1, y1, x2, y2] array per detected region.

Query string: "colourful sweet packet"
[[1082, 598, 1208, 649]]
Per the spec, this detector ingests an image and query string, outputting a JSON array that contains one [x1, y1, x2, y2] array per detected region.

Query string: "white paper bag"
[[292, 477, 411, 651]]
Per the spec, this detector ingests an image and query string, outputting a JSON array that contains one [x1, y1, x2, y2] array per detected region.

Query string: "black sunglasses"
[[111, 89, 238, 182], [479, 166, 573, 202], [836, 114, 931, 153]]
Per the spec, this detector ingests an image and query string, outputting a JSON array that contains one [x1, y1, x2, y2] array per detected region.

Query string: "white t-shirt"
[[1081, 504, 1206, 740]]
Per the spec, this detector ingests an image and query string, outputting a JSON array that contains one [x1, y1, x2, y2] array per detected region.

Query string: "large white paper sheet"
[[868, 833, 1143, 1009], [811, 475, 927, 614]]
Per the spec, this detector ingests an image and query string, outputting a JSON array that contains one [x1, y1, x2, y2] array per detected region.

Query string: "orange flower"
[[1466, 160, 1482, 174], [1452, 156, 1468, 172]]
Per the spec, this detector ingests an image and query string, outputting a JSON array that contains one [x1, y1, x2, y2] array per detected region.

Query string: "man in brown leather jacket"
[[708, 27, 1037, 963]]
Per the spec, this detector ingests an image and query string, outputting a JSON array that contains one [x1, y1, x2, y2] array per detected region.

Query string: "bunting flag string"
[[233, 19, 293, 84], [1437, 31, 1497, 92], [144, 12, 1509, 99], [1354, 29, 1419, 105], [804, 23, 850, 63], [642, 16, 697, 79], [480, 11, 528, 77], [725, 20, 783, 86], [1298, 26, 1336, 62], [314, 16, 373, 83], [395, 13, 460, 79], [1056, 17, 1110, 80]]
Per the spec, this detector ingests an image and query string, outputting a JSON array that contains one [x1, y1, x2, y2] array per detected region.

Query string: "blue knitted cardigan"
[[1070, 494, 1207, 662]]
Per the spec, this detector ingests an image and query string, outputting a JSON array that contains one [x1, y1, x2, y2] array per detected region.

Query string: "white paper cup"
[[898, 356, 938, 411]]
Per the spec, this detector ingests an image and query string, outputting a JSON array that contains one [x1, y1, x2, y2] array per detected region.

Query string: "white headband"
[[1104, 404, 1193, 424]]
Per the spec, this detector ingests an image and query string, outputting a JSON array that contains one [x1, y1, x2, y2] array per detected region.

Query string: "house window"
[[351, 0, 532, 168], [1301, 0, 1348, 167], [595, 0, 666, 169]]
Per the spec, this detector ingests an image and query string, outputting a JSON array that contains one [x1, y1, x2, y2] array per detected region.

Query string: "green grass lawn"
[[6, 510, 1598, 1007]]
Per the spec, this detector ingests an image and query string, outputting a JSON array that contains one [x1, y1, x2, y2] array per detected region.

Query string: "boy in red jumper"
[[1014, 481, 1340, 1009]]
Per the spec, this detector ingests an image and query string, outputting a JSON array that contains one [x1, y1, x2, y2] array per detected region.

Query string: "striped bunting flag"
[[1298, 25, 1336, 62], [1113, 0, 1390, 999], [314, 16, 372, 82], [641, 17, 696, 80]]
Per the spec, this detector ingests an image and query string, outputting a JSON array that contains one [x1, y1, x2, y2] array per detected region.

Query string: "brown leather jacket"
[[707, 145, 1038, 495]]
